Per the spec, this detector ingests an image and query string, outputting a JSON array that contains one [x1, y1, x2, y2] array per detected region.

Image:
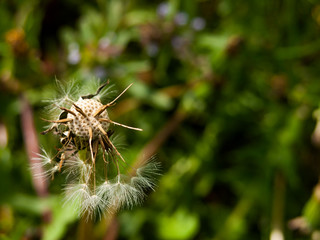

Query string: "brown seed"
[[67, 99, 110, 138]]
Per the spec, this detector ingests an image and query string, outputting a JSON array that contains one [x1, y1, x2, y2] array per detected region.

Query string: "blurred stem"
[[78, 149, 87, 162], [20, 94, 48, 197], [270, 172, 286, 240], [110, 98, 140, 119], [132, 109, 186, 171], [20, 94, 51, 224], [77, 148, 94, 240], [103, 217, 119, 240], [213, 197, 252, 240], [77, 213, 93, 240], [276, 39, 320, 60], [15, 0, 39, 27]]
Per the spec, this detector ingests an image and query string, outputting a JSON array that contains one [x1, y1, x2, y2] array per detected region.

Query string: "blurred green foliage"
[[2, 0, 320, 239]]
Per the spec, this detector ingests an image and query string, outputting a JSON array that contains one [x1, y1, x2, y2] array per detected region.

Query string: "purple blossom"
[[191, 17, 206, 31], [146, 43, 159, 57], [174, 12, 188, 26], [67, 43, 81, 65], [93, 66, 107, 79], [98, 37, 111, 49], [157, 2, 170, 18], [171, 36, 186, 50]]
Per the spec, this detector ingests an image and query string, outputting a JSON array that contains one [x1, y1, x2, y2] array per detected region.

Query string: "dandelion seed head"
[[67, 99, 109, 138], [132, 160, 161, 191], [80, 80, 115, 103], [108, 181, 143, 209], [96, 86, 116, 102], [35, 163, 59, 180], [40, 81, 160, 218], [64, 183, 91, 209], [96, 181, 112, 198], [44, 80, 79, 117], [31, 148, 59, 180], [81, 194, 108, 219], [33, 148, 52, 165], [63, 156, 92, 182], [136, 161, 162, 177], [97, 176, 144, 210], [109, 133, 126, 151], [56, 80, 78, 103]]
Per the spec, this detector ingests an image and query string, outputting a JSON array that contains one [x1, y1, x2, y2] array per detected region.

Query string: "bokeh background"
[[2, 0, 320, 239]]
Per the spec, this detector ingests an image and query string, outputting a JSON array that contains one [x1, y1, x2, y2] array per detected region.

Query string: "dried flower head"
[[35, 80, 160, 218]]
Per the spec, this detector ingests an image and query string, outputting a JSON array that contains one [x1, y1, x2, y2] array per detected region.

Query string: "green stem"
[[270, 172, 285, 240], [77, 147, 94, 239]]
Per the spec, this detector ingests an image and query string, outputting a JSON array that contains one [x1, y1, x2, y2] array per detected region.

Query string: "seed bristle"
[[59, 106, 77, 116], [99, 118, 143, 131], [72, 103, 88, 118], [41, 118, 73, 123]]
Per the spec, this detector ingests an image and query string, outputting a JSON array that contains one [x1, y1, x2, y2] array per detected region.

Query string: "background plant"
[[1, 0, 320, 240]]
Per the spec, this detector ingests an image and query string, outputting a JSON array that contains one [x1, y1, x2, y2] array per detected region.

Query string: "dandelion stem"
[[99, 135, 109, 181], [93, 160, 96, 194], [110, 153, 121, 183], [77, 149, 91, 184]]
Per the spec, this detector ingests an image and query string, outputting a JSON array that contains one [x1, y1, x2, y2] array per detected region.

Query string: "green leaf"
[[157, 208, 199, 240], [43, 196, 79, 240]]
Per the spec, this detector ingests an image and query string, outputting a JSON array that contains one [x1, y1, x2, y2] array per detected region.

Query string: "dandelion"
[[63, 155, 92, 182], [97, 175, 143, 209], [81, 194, 108, 219], [64, 183, 91, 210], [36, 80, 160, 218], [131, 160, 161, 191], [31, 148, 59, 180]]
